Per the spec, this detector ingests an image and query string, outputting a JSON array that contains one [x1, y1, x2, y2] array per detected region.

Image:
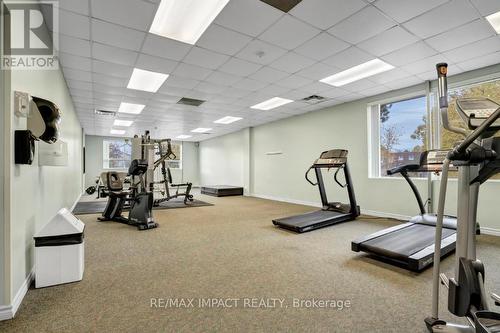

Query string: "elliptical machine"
[[425, 63, 500, 332], [98, 159, 158, 230]]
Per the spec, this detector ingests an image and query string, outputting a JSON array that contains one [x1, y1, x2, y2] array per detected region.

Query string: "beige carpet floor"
[[1, 193, 499, 333]]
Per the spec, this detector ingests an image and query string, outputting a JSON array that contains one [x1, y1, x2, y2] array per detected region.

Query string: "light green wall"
[[199, 64, 500, 231], [85, 135, 200, 188], [8, 68, 83, 304], [0, 47, 7, 306], [199, 129, 250, 191]]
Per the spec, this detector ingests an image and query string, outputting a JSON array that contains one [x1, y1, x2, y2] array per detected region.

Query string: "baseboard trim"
[[361, 209, 410, 221], [481, 227, 500, 237], [0, 268, 34, 321], [250, 193, 321, 208]]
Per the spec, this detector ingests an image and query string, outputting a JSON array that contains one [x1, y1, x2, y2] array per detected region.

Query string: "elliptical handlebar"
[[436, 63, 467, 137]]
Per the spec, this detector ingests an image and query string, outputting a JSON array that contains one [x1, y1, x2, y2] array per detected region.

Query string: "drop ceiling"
[[46, 0, 500, 141]]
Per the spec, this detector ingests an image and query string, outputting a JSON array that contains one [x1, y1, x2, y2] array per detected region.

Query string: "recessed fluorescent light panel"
[[320, 59, 394, 87], [191, 128, 212, 133], [149, 0, 230, 44], [251, 97, 293, 111], [110, 129, 126, 135], [486, 11, 500, 34], [127, 68, 169, 93], [176, 135, 192, 139], [113, 119, 134, 127], [214, 116, 243, 124], [118, 102, 145, 115]]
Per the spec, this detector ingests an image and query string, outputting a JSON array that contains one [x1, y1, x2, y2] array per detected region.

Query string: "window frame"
[[102, 138, 132, 170], [367, 91, 429, 179]]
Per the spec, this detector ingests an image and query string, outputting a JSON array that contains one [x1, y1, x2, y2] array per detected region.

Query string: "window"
[[103, 139, 132, 169], [369, 95, 428, 177], [157, 141, 182, 169], [438, 78, 500, 180]]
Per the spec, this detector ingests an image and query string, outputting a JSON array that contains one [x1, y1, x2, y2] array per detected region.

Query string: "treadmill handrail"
[[305, 167, 318, 186], [387, 166, 426, 215]]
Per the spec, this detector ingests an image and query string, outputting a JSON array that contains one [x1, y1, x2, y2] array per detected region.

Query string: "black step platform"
[[201, 185, 243, 197]]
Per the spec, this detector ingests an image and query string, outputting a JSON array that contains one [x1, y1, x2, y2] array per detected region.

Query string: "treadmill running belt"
[[361, 224, 455, 262]]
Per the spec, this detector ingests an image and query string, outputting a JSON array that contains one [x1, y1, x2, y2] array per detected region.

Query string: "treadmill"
[[352, 150, 458, 271], [272, 149, 360, 233]]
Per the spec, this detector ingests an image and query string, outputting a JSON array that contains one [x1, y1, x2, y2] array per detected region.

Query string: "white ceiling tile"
[[196, 24, 252, 56], [320, 87, 350, 99], [141, 34, 192, 61], [59, 0, 89, 15], [340, 79, 378, 92], [295, 62, 339, 80], [415, 70, 438, 81], [357, 26, 419, 56], [443, 36, 500, 63], [322, 46, 373, 70], [183, 47, 230, 70], [403, 0, 479, 39], [336, 93, 365, 102], [92, 73, 128, 87], [470, 0, 500, 16], [221, 87, 253, 98], [71, 89, 93, 98], [59, 52, 92, 71], [259, 15, 321, 50], [91, 19, 146, 51], [401, 54, 452, 75], [384, 76, 422, 90], [274, 75, 313, 89], [299, 81, 334, 94], [328, 6, 395, 44], [194, 82, 228, 94], [62, 67, 92, 82], [269, 52, 315, 73], [134, 53, 177, 74], [359, 85, 391, 97], [380, 41, 437, 67], [457, 51, 500, 71], [374, 0, 448, 23], [92, 60, 133, 78], [163, 76, 200, 89], [172, 63, 213, 80], [157, 85, 189, 97], [218, 58, 262, 76], [290, 0, 366, 30], [58, 35, 91, 57], [90, 0, 156, 31], [232, 78, 269, 91], [261, 84, 291, 96], [59, 10, 90, 40], [235, 39, 288, 65], [215, 0, 283, 37], [92, 43, 138, 66], [204, 71, 243, 86], [248, 66, 290, 83], [425, 19, 496, 52], [370, 68, 413, 84], [67, 80, 93, 91], [294, 32, 350, 61]]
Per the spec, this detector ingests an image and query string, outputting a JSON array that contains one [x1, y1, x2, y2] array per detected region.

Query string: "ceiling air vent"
[[302, 95, 326, 105], [259, 0, 303, 12], [94, 109, 116, 117], [177, 97, 205, 107]]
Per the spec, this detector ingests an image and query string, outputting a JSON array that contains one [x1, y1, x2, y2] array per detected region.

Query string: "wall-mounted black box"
[[15, 130, 35, 165]]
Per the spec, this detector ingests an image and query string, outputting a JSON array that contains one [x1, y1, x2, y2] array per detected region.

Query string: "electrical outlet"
[[14, 91, 30, 117]]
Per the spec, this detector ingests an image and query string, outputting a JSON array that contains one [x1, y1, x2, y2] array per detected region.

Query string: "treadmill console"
[[419, 149, 457, 172], [456, 98, 500, 131], [314, 149, 348, 167]]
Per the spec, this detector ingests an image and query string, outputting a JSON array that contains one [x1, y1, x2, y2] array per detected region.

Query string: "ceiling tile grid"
[[51, 0, 500, 140]]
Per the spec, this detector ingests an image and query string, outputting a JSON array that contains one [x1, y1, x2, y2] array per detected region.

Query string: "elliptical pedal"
[[474, 311, 500, 333]]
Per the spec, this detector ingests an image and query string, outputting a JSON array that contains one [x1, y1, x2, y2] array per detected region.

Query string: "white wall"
[[85, 135, 200, 188], [0, 52, 7, 307], [199, 129, 250, 191], [198, 64, 500, 231], [7, 68, 83, 306]]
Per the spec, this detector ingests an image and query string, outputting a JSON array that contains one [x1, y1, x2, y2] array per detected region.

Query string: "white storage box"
[[34, 208, 85, 288]]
